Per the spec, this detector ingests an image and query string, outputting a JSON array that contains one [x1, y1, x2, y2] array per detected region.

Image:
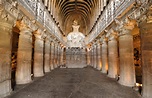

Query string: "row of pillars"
[[87, 27, 135, 87], [87, 13, 152, 97], [16, 27, 64, 84], [0, 15, 64, 98]]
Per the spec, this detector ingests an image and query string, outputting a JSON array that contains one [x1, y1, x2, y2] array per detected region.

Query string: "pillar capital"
[[30, 21, 38, 31], [16, 17, 29, 30], [51, 41, 55, 46], [34, 29, 43, 40], [115, 17, 137, 36], [108, 29, 118, 41], [45, 36, 52, 43], [123, 17, 137, 30], [95, 40, 100, 47], [102, 37, 108, 44]]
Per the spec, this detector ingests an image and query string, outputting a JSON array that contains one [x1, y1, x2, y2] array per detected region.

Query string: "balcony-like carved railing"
[[87, 0, 137, 44], [17, 0, 64, 44]]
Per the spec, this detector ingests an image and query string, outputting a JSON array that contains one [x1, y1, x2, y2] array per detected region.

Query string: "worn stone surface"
[[91, 48, 94, 67], [93, 45, 97, 68], [108, 38, 118, 78], [118, 33, 135, 87], [33, 36, 44, 77], [54, 44, 58, 68], [101, 40, 108, 73], [50, 42, 54, 70], [44, 40, 51, 73], [140, 21, 152, 98], [0, 24, 12, 98], [97, 44, 101, 70], [66, 48, 86, 68], [16, 28, 33, 84], [6, 67, 141, 98]]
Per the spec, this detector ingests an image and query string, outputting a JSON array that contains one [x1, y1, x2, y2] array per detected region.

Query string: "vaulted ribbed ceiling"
[[43, 0, 109, 36], [56, 0, 97, 23]]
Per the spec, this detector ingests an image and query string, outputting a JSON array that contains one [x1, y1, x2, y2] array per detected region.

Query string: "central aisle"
[[7, 67, 141, 98]]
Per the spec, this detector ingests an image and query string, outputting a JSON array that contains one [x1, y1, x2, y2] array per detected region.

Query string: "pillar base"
[[102, 70, 107, 74], [118, 80, 135, 87], [34, 73, 44, 77], [44, 69, 50, 73], [97, 67, 101, 70], [51, 66, 54, 70], [0, 80, 12, 98], [16, 79, 32, 84], [54, 65, 58, 68], [108, 74, 116, 78]]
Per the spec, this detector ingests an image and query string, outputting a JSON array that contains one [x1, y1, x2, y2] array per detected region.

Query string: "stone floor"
[[6, 66, 141, 98]]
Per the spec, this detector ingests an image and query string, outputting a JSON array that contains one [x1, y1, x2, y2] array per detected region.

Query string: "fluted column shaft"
[[108, 36, 118, 78], [44, 38, 51, 72], [101, 39, 108, 73], [33, 31, 44, 77], [118, 29, 135, 87]]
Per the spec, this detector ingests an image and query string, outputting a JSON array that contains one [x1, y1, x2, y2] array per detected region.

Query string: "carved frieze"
[[146, 5, 152, 23], [115, 17, 137, 36]]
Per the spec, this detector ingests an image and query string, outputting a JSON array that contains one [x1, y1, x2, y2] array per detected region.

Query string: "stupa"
[[67, 20, 85, 47]]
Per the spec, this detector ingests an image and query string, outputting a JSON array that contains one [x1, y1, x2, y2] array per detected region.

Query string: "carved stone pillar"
[[57, 45, 60, 66], [92, 47, 94, 67], [91, 47, 93, 67], [33, 29, 44, 77], [0, 4, 15, 96], [118, 28, 135, 87], [116, 17, 137, 87], [139, 6, 152, 97], [86, 48, 91, 66], [93, 44, 97, 68], [101, 38, 108, 73], [54, 43, 57, 68], [60, 46, 64, 66], [55, 44, 58, 67], [50, 42, 54, 70], [99, 42, 102, 71], [60, 47, 63, 66], [16, 19, 33, 84], [89, 48, 91, 66], [97, 42, 101, 70], [108, 33, 118, 78], [44, 37, 51, 72]]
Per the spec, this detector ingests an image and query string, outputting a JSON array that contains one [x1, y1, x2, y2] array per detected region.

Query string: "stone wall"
[[66, 48, 87, 68]]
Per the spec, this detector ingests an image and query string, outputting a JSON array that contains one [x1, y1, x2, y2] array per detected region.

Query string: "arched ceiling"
[[57, 0, 96, 21], [54, 0, 98, 36], [43, 0, 109, 36]]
